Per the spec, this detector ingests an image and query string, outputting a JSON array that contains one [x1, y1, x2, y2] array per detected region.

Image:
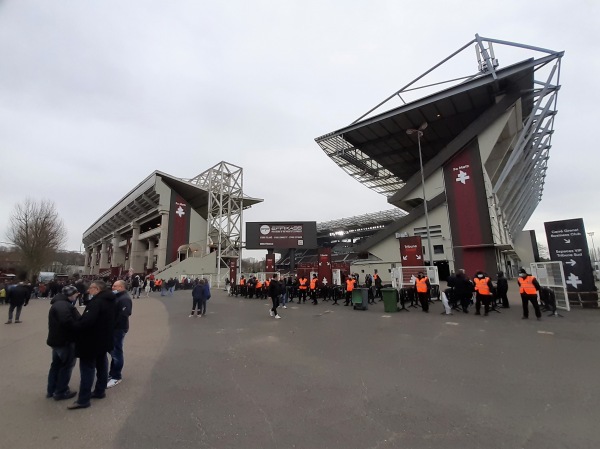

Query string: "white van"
[[38, 272, 55, 283]]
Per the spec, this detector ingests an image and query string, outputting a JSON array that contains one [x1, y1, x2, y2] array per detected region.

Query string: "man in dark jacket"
[[453, 269, 474, 313], [5, 274, 30, 324], [268, 274, 282, 319], [68, 279, 116, 410], [191, 279, 208, 317], [107, 280, 132, 388], [496, 271, 509, 308], [46, 285, 81, 400], [131, 275, 141, 298]]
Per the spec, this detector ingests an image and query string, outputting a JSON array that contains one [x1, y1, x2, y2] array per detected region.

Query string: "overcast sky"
[[1, 1, 599, 258]]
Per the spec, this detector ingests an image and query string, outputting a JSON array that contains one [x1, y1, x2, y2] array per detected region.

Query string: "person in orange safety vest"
[[414, 272, 431, 312], [309, 274, 319, 305], [517, 268, 542, 320], [473, 271, 494, 316], [344, 275, 356, 306], [298, 276, 308, 304]]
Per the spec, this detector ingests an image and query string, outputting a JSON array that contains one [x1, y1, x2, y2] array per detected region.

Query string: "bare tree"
[[6, 198, 67, 280]]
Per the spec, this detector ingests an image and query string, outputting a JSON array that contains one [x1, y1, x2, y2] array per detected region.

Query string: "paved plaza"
[[1, 287, 599, 449]]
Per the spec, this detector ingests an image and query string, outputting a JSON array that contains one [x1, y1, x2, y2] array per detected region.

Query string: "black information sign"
[[544, 218, 595, 292]]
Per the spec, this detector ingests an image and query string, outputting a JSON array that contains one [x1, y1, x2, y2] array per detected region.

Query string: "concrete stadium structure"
[[315, 35, 563, 279], [82, 161, 262, 281]]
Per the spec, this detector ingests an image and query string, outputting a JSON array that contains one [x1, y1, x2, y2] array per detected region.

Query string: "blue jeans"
[[109, 329, 127, 380], [47, 343, 76, 397], [192, 298, 206, 315], [8, 304, 23, 321], [77, 353, 108, 405], [169, 286, 175, 296]]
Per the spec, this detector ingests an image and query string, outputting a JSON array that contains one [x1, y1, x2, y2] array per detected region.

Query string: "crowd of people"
[[226, 267, 549, 321], [2, 273, 133, 410], [0, 264, 551, 412]]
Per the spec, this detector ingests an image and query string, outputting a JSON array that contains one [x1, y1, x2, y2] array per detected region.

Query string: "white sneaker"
[[275, 315, 282, 319], [269, 310, 274, 317], [189, 314, 194, 318], [283, 305, 287, 309], [107, 378, 121, 389]]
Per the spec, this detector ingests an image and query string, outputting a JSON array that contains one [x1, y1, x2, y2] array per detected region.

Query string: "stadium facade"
[[82, 162, 262, 281], [315, 35, 563, 279]]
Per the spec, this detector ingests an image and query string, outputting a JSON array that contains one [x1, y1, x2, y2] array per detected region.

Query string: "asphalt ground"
[[1, 288, 599, 449]]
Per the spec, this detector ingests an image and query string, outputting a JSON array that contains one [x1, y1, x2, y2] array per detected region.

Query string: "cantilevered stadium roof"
[[317, 209, 406, 235], [315, 58, 535, 196], [315, 34, 563, 236]]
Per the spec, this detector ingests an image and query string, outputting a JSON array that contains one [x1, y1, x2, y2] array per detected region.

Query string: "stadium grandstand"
[[276, 209, 406, 270], [314, 34, 563, 280]]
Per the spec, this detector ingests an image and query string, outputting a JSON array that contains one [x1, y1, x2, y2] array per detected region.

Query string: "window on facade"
[[433, 245, 444, 254], [413, 224, 443, 238]]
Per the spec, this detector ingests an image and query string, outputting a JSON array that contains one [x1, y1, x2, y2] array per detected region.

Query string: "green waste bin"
[[351, 288, 368, 310], [382, 288, 399, 313]]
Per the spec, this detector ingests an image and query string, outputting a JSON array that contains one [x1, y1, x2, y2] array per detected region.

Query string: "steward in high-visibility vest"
[[473, 271, 494, 316], [255, 280, 263, 298], [414, 272, 431, 312], [298, 276, 308, 303], [517, 269, 542, 320], [373, 270, 382, 299], [239, 276, 247, 297], [310, 275, 319, 304], [261, 279, 270, 299], [344, 276, 356, 306]]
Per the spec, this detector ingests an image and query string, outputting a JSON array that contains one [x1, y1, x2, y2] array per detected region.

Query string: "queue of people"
[[226, 266, 548, 322]]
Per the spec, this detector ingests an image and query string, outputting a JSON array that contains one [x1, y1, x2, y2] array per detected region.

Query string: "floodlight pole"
[[588, 232, 597, 263], [407, 124, 434, 266]]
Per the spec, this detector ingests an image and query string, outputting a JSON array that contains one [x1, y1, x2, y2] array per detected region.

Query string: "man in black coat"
[[5, 274, 30, 324], [268, 274, 282, 319], [46, 285, 81, 400], [453, 269, 474, 313], [108, 280, 132, 388], [68, 279, 116, 410], [496, 271, 509, 308]]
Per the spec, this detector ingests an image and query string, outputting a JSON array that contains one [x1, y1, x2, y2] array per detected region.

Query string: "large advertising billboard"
[[544, 218, 595, 293], [245, 222, 318, 249]]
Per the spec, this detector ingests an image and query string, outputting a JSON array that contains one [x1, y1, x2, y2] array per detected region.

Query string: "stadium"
[[83, 35, 563, 286]]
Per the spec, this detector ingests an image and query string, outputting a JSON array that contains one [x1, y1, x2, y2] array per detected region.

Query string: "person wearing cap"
[[473, 271, 494, 316], [46, 285, 81, 400], [517, 268, 542, 320], [414, 271, 431, 312]]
